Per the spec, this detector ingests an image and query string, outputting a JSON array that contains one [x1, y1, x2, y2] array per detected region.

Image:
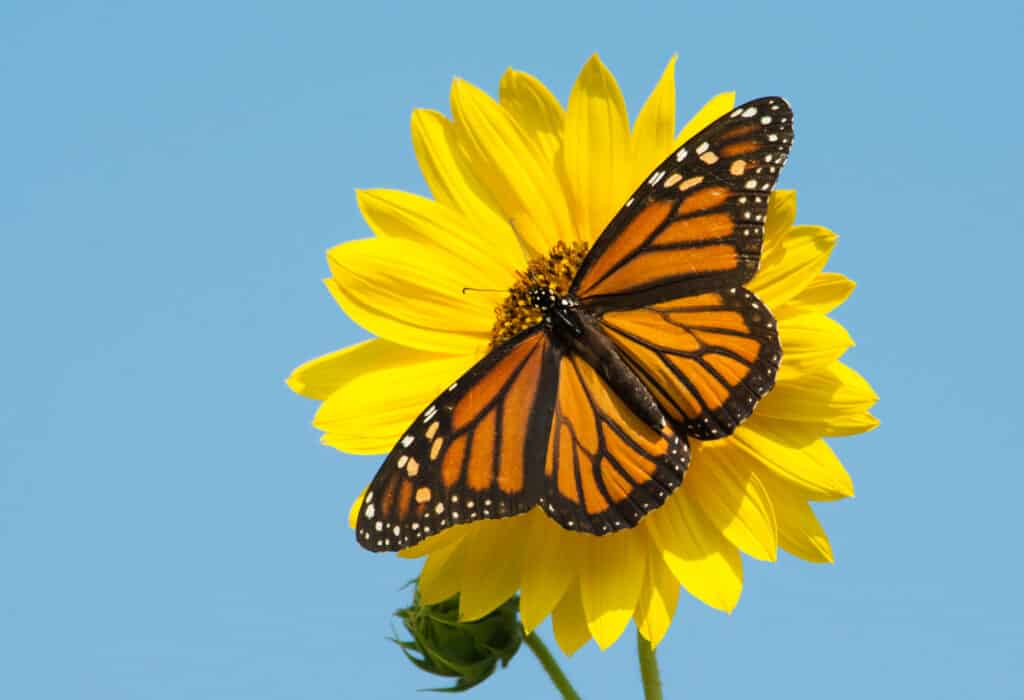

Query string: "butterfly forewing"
[[355, 329, 558, 552], [572, 97, 794, 312]]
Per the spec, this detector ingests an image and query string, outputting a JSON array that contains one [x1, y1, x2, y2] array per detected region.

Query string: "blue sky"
[[2, 1, 1022, 698]]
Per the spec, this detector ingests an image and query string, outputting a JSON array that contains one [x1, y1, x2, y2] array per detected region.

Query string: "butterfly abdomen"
[[539, 292, 667, 434]]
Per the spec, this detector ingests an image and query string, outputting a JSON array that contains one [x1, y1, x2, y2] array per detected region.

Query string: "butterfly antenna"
[[462, 286, 507, 295]]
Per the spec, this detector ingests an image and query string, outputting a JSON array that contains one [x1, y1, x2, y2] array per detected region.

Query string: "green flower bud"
[[393, 586, 522, 693]]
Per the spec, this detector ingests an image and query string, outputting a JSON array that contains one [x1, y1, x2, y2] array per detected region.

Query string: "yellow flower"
[[288, 55, 878, 654]]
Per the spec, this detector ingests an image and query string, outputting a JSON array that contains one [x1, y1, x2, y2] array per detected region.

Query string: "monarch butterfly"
[[357, 97, 792, 552]]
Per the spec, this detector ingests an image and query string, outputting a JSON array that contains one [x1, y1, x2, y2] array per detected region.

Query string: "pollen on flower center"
[[490, 241, 590, 346]]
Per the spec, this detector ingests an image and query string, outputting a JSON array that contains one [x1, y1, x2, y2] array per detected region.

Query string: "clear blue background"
[[3, 1, 1021, 698]]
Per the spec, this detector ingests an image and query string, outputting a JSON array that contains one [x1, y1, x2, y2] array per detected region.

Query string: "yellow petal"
[[499, 68, 565, 167], [519, 510, 582, 633], [417, 542, 464, 605], [562, 54, 633, 243], [674, 91, 735, 146], [747, 404, 879, 441], [756, 362, 879, 425], [776, 313, 855, 382], [781, 272, 856, 317], [821, 412, 880, 437], [399, 524, 467, 560], [450, 78, 572, 257], [314, 346, 475, 454], [579, 528, 645, 649], [763, 189, 797, 255], [326, 238, 492, 354], [747, 409, 877, 447], [551, 580, 591, 656], [646, 490, 743, 613], [631, 56, 677, 185], [758, 472, 834, 563], [729, 426, 855, 500], [348, 488, 367, 529], [287, 338, 381, 402], [410, 108, 512, 237], [458, 519, 527, 621], [634, 549, 680, 648], [750, 225, 837, 309], [742, 415, 819, 448], [685, 446, 778, 561], [357, 188, 523, 277]]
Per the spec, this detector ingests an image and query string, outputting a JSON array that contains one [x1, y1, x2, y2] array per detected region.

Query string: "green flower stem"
[[523, 631, 582, 700], [637, 630, 663, 700]]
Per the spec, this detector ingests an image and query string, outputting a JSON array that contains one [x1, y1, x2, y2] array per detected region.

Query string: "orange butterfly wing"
[[540, 352, 689, 534], [601, 289, 780, 439], [573, 97, 793, 312], [573, 96, 792, 439], [356, 329, 558, 552]]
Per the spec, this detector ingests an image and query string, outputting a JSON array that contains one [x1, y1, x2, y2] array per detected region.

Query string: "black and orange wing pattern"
[[355, 329, 558, 551], [601, 288, 780, 439], [572, 97, 793, 312], [539, 352, 689, 534], [356, 96, 794, 551]]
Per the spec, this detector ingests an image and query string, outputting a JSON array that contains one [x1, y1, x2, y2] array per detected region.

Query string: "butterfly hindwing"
[[355, 329, 558, 552], [601, 288, 781, 439], [540, 352, 690, 534], [572, 97, 794, 312]]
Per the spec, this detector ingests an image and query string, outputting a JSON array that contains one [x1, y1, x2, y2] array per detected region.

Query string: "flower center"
[[490, 241, 589, 346]]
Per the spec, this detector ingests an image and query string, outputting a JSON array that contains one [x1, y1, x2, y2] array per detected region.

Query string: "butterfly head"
[[528, 286, 561, 312]]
